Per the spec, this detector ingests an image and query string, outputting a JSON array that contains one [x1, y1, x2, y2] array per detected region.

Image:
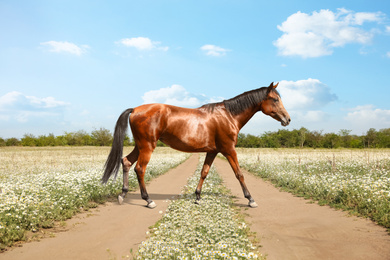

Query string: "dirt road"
[[214, 157, 390, 260], [1, 154, 390, 260], [0, 155, 199, 260]]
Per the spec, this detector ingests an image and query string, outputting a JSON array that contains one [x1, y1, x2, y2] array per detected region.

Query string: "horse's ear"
[[267, 82, 278, 93]]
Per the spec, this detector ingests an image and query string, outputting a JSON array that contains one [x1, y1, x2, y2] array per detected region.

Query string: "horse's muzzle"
[[281, 117, 291, 126]]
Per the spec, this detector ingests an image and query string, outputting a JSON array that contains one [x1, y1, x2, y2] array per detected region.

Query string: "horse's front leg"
[[195, 152, 217, 204], [118, 146, 139, 205], [223, 149, 258, 208]]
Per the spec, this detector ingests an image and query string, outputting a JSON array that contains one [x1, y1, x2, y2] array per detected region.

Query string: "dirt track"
[[214, 158, 390, 260], [0, 155, 199, 260], [1, 154, 390, 260]]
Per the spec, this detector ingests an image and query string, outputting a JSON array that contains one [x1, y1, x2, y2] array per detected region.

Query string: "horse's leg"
[[223, 149, 258, 208], [118, 146, 139, 204], [134, 146, 156, 208], [195, 152, 217, 204]]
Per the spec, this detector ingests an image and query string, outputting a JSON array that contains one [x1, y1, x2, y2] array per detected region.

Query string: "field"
[[0, 146, 189, 249], [237, 148, 390, 228], [1, 147, 390, 258], [136, 158, 261, 259]]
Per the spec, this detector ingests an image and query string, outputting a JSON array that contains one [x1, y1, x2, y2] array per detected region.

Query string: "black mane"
[[201, 87, 280, 115]]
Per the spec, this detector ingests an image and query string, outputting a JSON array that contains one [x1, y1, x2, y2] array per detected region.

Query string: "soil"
[[0, 154, 199, 260], [1, 154, 390, 260], [214, 158, 390, 260]]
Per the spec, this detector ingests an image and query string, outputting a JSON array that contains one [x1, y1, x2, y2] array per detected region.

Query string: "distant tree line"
[[236, 128, 390, 148], [0, 128, 122, 147], [1, 127, 390, 148]]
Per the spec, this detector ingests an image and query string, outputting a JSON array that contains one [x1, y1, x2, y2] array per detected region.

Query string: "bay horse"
[[102, 82, 290, 208]]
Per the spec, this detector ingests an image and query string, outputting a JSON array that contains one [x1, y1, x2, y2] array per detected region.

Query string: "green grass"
[[0, 147, 189, 249], [135, 156, 263, 260], [237, 148, 390, 229]]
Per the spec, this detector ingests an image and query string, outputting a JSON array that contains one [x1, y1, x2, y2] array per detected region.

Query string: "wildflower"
[[136, 158, 260, 259]]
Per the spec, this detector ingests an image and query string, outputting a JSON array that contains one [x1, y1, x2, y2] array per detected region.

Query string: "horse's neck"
[[232, 106, 259, 130]]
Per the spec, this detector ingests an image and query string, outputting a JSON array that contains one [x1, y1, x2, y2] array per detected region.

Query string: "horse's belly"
[[159, 131, 216, 153]]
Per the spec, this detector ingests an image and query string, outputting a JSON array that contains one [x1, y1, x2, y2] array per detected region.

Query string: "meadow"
[[237, 148, 390, 229], [0, 147, 189, 249], [136, 157, 262, 260], [1, 147, 389, 256]]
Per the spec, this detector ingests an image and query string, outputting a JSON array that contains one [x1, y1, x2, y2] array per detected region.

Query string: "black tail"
[[102, 108, 133, 184]]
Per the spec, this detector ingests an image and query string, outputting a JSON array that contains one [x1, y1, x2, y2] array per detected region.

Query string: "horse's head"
[[260, 82, 291, 126]]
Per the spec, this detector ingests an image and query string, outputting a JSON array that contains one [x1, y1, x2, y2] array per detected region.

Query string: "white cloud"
[[118, 37, 168, 51], [0, 91, 20, 108], [278, 78, 337, 110], [345, 105, 390, 130], [387, 52, 390, 58], [40, 41, 89, 55], [299, 110, 328, 122], [268, 79, 338, 130], [274, 8, 384, 58], [142, 85, 222, 107], [352, 11, 382, 25], [201, 44, 230, 56], [0, 92, 69, 122], [27, 96, 68, 108]]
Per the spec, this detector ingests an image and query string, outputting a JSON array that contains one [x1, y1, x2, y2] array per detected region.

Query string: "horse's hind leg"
[[118, 146, 139, 204], [134, 146, 156, 208], [195, 152, 217, 203]]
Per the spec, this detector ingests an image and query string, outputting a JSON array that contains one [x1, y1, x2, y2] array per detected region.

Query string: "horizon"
[[1, 1, 389, 139], [1, 124, 386, 141]]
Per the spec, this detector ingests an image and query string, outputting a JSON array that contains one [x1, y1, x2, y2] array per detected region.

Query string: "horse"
[[102, 82, 290, 208]]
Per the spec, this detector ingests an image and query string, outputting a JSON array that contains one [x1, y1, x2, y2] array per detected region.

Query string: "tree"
[[323, 133, 340, 149], [6, 138, 21, 146], [123, 135, 133, 146], [299, 127, 308, 148], [236, 133, 264, 148], [365, 128, 377, 148], [377, 128, 390, 148], [305, 130, 323, 148], [339, 129, 352, 148], [349, 136, 364, 148], [277, 129, 298, 148], [62, 130, 91, 146], [21, 134, 36, 146], [261, 131, 281, 148], [37, 133, 58, 146], [91, 128, 112, 146]]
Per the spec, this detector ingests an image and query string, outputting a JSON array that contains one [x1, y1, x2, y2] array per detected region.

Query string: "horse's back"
[[129, 103, 236, 153]]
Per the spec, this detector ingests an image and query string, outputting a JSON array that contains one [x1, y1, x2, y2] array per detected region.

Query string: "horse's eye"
[[273, 98, 279, 102]]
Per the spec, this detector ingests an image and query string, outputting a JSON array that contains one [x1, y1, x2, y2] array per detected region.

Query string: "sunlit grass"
[[136, 156, 263, 260], [0, 147, 189, 249], [237, 148, 390, 228]]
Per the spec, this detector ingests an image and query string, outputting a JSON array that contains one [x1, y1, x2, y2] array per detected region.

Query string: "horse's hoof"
[[147, 201, 157, 209], [194, 200, 201, 205], [249, 201, 258, 208], [118, 195, 124, 205]]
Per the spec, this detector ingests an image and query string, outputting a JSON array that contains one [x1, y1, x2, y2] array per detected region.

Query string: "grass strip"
[[0, 147, 189, 249], [136, 157, 262, 260], [237, 148, 390, 229]]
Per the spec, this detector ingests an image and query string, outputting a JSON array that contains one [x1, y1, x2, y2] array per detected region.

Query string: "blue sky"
[[1, 0, 390, 138]]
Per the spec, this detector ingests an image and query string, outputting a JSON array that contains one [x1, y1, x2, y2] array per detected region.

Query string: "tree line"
[[1, 127, 390, 148], [237, 128, 390, 148], [0, 128, 119, 147]]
